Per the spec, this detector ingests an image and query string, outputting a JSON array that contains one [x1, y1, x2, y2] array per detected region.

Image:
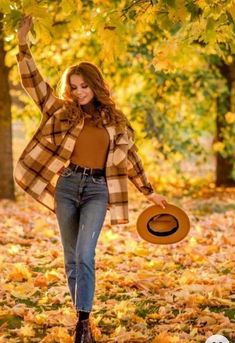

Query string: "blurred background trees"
[[0, 0, 234, 201]]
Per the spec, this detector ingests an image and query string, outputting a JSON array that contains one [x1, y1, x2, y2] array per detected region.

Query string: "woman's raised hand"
[[17, 15, 33, 44]]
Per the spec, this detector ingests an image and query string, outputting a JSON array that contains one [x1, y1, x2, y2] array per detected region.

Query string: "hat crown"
[[149, 214, 178, 232]]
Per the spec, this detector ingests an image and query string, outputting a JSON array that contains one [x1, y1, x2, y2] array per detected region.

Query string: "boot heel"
[[73, 318, 95, 343]]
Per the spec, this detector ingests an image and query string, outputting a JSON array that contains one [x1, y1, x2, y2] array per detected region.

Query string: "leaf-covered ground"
[[0, 188, 235, 342]]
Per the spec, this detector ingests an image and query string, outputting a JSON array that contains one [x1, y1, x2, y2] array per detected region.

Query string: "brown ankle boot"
[[73, 318, 95, 343]]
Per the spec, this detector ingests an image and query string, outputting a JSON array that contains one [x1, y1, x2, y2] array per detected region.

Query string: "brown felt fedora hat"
[[136, 203, 190, 244]]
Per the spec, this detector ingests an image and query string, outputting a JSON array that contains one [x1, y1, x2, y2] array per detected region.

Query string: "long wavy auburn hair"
[[57, 61, 135, 139]]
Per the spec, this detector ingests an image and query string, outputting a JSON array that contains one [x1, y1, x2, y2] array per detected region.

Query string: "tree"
[[1, 0, 234, 204], [0, 11, 15, 199], [120, 0, 235, 186], [216, 59, 235, 185]]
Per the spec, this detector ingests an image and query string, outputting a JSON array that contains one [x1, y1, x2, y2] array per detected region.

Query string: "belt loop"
[[83, 167, 90, 176]]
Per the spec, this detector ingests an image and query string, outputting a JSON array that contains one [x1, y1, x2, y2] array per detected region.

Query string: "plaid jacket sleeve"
[[16, 42, 61, 121], [127, 129, 155, 196]]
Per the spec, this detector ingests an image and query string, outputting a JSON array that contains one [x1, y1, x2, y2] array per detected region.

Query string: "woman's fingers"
[[16, 14, 33, 39], [146, 193, 169, 209], [23, 14, 32, 19], [157, 198, 168, 209], [21, 15, 33, 29], [21, 15, 32, 24], [24, 16, 32, 24]]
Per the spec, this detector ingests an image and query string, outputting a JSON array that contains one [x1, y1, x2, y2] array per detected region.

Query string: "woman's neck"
[[81, 100, 96, 116]]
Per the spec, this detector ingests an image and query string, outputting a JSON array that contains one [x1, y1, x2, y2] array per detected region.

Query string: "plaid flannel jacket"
[[13, 42, 155, 225]]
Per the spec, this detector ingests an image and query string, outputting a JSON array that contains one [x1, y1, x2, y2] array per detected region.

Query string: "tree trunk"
[[216, 60, 235, 187], [0, 12, 15, 200]]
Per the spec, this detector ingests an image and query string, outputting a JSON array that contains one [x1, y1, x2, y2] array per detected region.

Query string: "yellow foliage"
[[9, 282, 39, 299], [31, 218, 50, 236], [212, 141, 225, 152], [32, 18, 53, 45], [113, 326, 148, 342], [34, 312, 48, 325], [228, 2, 235, 20], [152, 36, 202, 72], [206, 244, 220, 255], [8, 263, 32, 282], [227, 55, 233, 64], [112, 300, 136, 320], [45, 269, 61, 282], [188, 236, 198, 247], [60, 0, 81, 14], [1, 174, 235, 341], [7, 244, 21, 255], [94, 10, 127, 62], [23, 2, 51, 20], [168, 0, 188, 23], [38, 295, 49, 305], [40, 326, 71, 342], [147, 312, 162, 320], [152, 331, 180, 343], [43, 229, 54, 238], [179, 270, 198, 285], [0, 0, 10, 13], [135, 6, 157, 31], [34, 274, 48, 288], [196, 0, 209, 10], [225, 111, 235, 123], [173, 151, 183, 162], [16, 323, 36, 338]]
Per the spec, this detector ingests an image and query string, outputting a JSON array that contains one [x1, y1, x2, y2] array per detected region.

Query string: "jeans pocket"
[[91, 175, 106, 184], [59, 167, 74, 177]]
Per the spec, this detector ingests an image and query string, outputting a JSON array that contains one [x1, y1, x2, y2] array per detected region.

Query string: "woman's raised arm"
[[16, 15, 62, 121]]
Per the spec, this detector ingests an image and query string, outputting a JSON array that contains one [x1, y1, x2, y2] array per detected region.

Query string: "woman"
[[15, 15, 168, 343]]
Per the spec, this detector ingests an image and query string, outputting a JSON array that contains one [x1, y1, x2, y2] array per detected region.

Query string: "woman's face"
[[70, 74, 95, 105]]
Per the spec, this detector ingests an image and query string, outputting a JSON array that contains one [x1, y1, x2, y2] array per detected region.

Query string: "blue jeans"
[[54, 166, 109, 312]]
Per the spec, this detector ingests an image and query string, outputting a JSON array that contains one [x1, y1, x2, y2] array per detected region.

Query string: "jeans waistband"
[[68, 162, 105, 176]]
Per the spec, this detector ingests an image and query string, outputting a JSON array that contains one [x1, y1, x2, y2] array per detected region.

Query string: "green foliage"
[[3, 9, 22, 36]]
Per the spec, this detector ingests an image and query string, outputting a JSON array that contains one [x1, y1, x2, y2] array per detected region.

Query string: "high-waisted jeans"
[[54, 166, 109, 312]]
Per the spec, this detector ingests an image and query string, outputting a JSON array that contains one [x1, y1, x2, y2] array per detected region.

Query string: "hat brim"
[[136, 203, 190, 244]]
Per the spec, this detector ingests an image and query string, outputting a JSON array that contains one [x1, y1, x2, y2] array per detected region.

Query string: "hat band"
[[147, 214, 179, 237]]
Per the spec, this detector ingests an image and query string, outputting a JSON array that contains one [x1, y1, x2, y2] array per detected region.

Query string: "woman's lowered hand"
[[145, 192, 168, 209]]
